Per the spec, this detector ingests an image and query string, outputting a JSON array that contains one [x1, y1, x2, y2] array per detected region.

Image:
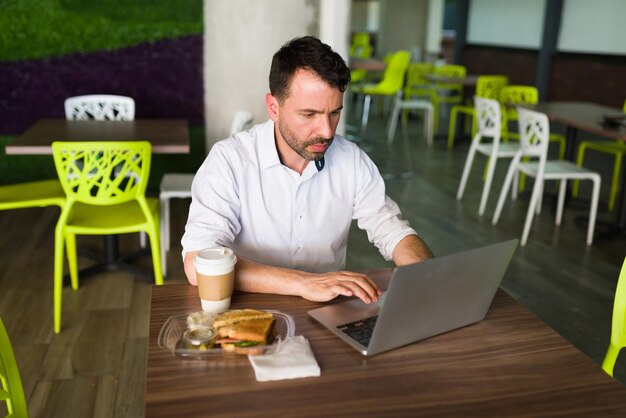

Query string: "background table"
[[6, 118, 190, 155], [145, 269, 626, 417]]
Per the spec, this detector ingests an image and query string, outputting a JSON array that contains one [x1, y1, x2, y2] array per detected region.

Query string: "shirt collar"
[[258, 120, 282, 170], [257, 119, 335, 173]]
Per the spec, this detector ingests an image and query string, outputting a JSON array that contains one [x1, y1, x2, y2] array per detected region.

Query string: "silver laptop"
[[308, 239, 518, 356]]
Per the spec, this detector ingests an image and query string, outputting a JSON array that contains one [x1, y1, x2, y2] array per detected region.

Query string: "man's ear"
[[266, 93, 280, 122]]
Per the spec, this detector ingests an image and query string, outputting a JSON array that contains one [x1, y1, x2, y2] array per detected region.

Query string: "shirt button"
[[298, 215, 303, 219]]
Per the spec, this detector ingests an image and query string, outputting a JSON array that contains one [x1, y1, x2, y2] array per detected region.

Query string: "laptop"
[[307, 239, 518, 356]]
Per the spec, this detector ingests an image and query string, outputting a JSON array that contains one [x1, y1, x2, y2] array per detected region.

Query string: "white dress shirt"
[[182, 120, 417, 273]]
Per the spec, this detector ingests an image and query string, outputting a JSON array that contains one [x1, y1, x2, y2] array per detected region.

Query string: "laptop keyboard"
[[337, 316, 378, 347]]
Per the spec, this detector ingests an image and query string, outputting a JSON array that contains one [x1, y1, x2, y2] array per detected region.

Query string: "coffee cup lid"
[[194, 247, 237, 267]]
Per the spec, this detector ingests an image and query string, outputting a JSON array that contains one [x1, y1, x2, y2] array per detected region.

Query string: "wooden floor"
[[1, 106, 625, 417]]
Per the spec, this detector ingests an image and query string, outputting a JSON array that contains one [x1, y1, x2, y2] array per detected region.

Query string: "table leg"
[[64, 234, 154, 286]]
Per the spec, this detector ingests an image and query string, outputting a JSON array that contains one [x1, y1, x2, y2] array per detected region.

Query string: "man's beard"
[[278, 119, 333, 161]]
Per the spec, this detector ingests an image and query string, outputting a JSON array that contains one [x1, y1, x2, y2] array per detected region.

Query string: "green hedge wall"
[[0, 0, 203, 61]]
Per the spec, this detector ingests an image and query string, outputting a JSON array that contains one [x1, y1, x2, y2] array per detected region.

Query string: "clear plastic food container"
[[158, 310, 295, 358]]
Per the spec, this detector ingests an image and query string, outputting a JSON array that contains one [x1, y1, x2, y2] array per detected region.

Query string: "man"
[[182, 36, 432, 304]]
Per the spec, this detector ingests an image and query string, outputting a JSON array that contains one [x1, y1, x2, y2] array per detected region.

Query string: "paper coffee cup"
[[193, 247, 237, 313]]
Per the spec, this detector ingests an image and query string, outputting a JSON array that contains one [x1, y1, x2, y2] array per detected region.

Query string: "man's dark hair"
[[269, 36, 351, 102]]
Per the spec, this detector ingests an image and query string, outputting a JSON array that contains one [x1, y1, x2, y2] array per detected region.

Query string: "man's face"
[[268, 69, 343, 163]]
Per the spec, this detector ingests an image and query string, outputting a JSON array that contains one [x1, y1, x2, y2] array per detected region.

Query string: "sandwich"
[[213, 309, 276, 354]]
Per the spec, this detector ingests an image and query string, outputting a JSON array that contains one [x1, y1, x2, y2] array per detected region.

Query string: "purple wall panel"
[[0, 34, 204, 135]]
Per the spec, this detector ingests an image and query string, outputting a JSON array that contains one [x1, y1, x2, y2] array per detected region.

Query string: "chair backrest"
[[475, 75, 509, 100], [432, 64, 466, 94], [474, 97, 502, 141], [516, 107, 550, 166], [0, 318, 29, 418], [52, 141, 151, 206], [349, 32, 371, 59], [376, 50, 411, 92], [403, 62, 434, 97], [64, 95, 135, 121], [499, 85, 538, 122], [351, 32, 370, 47], [229, 111, 254, 135]]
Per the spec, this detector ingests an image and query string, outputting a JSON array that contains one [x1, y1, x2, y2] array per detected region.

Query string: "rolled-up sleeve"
[[351, 150, 417, 261]]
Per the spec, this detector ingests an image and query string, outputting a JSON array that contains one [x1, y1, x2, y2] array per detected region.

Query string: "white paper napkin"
[[248, 335, 321, 382]]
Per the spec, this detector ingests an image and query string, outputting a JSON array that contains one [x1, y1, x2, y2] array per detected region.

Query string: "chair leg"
[[609, 153, 622, 212], [447, 107, 459, 150], [556, 179, 567, 226], [360, 95, 372, 137], [386, 97, 402, 146], [456, 145, 477, 202], [479, 153, 497, 217], [572, 143, 587, 198], [65, 233, 79, 290], [535, 181, 543, 215], [602, 344, 621, 377], [492, 158, 520, 225], [521, 176, 543, 247], [432, 99, 440, 134], [147, 226, 164, 285], [587, 174, 601, 246], [53, 227, 65, 334], [425, 106, 434, 146]]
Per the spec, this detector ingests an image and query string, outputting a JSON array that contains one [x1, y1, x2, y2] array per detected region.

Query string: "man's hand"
[[297, 270, 381, 304]]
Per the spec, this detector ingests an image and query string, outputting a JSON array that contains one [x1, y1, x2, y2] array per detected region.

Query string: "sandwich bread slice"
[[212, 309, 274, 328]]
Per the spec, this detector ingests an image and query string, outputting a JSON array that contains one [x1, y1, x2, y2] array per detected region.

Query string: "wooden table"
[[520, 102, 626, 231], [145, 269, 626, 417], [6, 118, 190, 282], [5, 118, 190, 155]]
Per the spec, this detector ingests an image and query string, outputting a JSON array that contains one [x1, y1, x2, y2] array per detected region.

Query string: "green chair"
[[401, 62, 434, 119], [447, 75, 509, 149], [0, 317, 29, 418], [356, 50, 411, 137], [429, 64, 467, 134], [602, 257, 626, 377], [51, 141, 163, 334], [403, 62, 434, 100], [572, 100, 626, 211], [350, 32, 370, 50]]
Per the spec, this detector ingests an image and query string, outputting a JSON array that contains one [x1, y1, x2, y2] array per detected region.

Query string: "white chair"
[[386, 91, 434, 146], [492, 107, 601, 246], [457, 97, 519, 216], [64, 94, 135, 120], [159, 110, 254, 275]]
